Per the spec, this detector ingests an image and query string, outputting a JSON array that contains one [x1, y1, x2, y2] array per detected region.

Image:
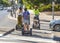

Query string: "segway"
[[16, 15, 23, 31], [22, 28, 32, 36], [33, 16, 40, 29], [22, 23, 32, 36]]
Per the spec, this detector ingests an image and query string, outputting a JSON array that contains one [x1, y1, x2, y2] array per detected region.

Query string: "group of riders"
[[17, 6, 40, 31]]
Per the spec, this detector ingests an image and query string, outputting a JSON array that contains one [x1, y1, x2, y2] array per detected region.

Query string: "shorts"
[[34, 15, 39, 20], [23, 19, 30, 25]]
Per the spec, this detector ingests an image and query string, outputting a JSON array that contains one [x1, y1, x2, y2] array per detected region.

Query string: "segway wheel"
[[38, 22, 40, 30], [33, 24, 34, 28], [22, 28, 24, 35], [16, 25, 19, 31], [22, 32, 24, 35], [33, 24, 36, 29], [30, 28, 32, 36]]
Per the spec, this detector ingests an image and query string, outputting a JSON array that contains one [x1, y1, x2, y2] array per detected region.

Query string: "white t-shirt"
[[18, 12, 23, 16]]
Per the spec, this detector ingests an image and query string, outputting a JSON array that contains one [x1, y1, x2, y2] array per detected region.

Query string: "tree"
[[0, 0, 11, 7], [0, 0, 3, 4], [22, 0, 51, 9], [20, 0, 60, 11]]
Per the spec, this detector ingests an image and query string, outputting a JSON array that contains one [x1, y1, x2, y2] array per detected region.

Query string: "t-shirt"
[[34, 9, 39, 15], [18, 12, 23, 16], [23, 11, 30, 20]]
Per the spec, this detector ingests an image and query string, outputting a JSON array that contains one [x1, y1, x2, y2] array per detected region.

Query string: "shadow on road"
[[3, 29, 15, 36], [31, 34, 52, 39], [0, 28, 53, 40], [33, 30, 51, 34], [0, 38, 38, 43], [18, 30, 52, 39], [40, 19, 50, 22], [53, 36, 60, 41]]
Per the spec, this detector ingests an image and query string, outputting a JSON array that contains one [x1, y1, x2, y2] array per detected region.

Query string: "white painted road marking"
[[0, 35, 57, 43]]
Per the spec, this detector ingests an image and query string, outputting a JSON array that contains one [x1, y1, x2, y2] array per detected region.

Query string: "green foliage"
[[39, 4, 52, 12], [23, 0, 51, 10], [54, 4, 60, 11], [0, 0, 3, 4], [58, 5, 60, 11], [0, 0, 11, 7], [3, 0, 11, 6], [22, 0, 60, 11]]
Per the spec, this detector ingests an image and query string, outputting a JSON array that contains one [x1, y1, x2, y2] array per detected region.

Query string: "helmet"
[[19, 7, 22, 10], [24, 8, 27, 11], [34, 5, 38, 9]]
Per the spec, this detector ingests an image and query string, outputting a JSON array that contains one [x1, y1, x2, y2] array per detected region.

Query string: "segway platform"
[[22, 28, 32, 36], [33, 16, 40, 29]]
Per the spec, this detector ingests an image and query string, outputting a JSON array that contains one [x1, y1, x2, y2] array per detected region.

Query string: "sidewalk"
[[40, 11, 60, 21], [42, 11, 60, 16], [8, 10, 60, 22]]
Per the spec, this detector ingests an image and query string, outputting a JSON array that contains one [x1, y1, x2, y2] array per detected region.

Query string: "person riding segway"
[[16, 7, 23, 31], [22, 8, 32, 36], [33, 6, 40, 29]]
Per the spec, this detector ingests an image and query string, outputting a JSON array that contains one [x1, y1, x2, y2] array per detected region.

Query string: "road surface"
[[0, 10, 60, 43]]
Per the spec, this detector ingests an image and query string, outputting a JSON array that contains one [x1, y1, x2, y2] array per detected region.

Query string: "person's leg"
[[23, 19, 27, 31], [24, 23, 27, 31], [27, 20, 30, 31]]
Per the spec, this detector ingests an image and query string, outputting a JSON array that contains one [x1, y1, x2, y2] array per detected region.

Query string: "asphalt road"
[[0, 10, 16, 28], [0, 10, 60, 43]]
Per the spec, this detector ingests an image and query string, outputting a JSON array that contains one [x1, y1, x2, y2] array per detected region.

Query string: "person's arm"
[[22, 12, 24, 21], [16, 9, 20, 16], [28, 11, 30, 17], [28, 11, 30, 20], [38, 10, 40, 15]]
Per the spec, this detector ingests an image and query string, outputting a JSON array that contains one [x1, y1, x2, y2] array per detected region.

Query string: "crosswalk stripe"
[[0, 35, 57, 43], [33, 29, 53, 34]]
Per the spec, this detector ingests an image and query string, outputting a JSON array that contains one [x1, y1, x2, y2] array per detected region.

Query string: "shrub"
[[39, 4, 52, 12], [39, 4, 60, 11], [55, 4, 60, 11]]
